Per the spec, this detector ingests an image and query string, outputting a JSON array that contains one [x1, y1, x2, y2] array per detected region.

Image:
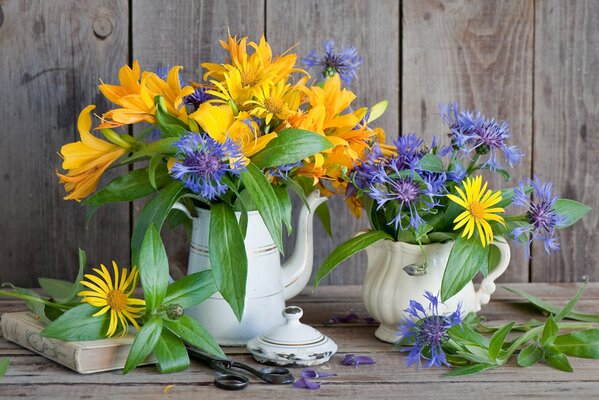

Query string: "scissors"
[[186, 345, 295, 390]]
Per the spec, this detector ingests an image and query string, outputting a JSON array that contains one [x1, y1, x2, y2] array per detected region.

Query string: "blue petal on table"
[[302, 368, 337, 379], [342, 354, 376, 367], [293, 377, 321, 390]]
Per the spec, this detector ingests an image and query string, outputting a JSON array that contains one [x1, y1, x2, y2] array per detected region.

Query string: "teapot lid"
[[247, 306, 337, 367]]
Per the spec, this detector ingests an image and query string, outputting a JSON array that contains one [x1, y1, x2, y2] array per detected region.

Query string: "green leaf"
[[517, 343, 544, 367], [124, 316, 163, 374], [164, 315, 225, 359], [39, 249, 87, 305], [444, 363, 497, 377], [131, 181, 186, 265], [427, 232, 458, 243], [284, 177, 310, 208], [251, 129, 332, 169], [316, 202, 333, 237], [554, 329, 599, 359], [148, 155, 163, 190], [42, 303, 109, 341], [479, 164, 511, 182], [313, 231, 392, 288], [487, 244, 501, 274], [555, 282, 587, 322], [449, 323, 490, 348], [84, 165, 170, 207], [239, 163, 284, 253], [489, 321, 515, 360], [367, 100, 388, 123], [417, 153, 445, 172], [503, 286, 599, 322], [121, 138, 179, 164], [155, 96, 188, 137], [209, 203, 248, 321], [544, 352, 573, 372], [542, 315, 559, 346], [4, 285, 52, 324], [274, 185, 292, 236], [0, 358, 9, 379], [138, 224, 169, 312], [441, 237, 488, 301], [154, 329, 190, 373], [163, 271, 217, 309], [553, 199, 591, 228]]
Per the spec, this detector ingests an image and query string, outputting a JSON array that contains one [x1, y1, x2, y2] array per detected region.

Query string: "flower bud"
[[166, 303, 184, 320]]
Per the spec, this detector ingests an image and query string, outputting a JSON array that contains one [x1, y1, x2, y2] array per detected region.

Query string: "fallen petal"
[[302, 368, 337, 379], [342, 354, 356, 365], [355, 356, 376, 367], [293, 377, 321, 390]]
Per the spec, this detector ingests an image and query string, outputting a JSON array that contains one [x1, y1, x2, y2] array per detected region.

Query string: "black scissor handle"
[[229, 360, 295, 385], [214, 373, 250, 391]]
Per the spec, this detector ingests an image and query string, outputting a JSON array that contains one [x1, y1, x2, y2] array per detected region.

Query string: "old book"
[[0, 311, 156, 374]]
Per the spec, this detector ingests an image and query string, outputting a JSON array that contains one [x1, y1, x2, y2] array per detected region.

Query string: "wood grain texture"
[[2, 283, 599, 399], [131, 0, 265, 278], [531, 0, 599, 282], [402, 0, 534, 283], [0, 0, 130, 286], [267, 0, 400, 284]]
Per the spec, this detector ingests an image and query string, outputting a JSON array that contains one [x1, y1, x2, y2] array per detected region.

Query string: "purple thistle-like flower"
[[183, 87, 213, 109], [303, 39, 362, 85], [511, 177, 568, 256], [397, 291, 462, 368], [170, 132, 246, 201]]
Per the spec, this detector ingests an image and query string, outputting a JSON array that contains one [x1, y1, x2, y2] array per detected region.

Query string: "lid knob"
[[283, 306, 303, 321]]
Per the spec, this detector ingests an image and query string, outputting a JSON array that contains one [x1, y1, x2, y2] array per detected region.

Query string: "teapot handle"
[[474, 236, 511, 312]]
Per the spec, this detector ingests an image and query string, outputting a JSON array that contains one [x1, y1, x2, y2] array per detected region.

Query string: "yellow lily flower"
[[56, 105, 129, 201]]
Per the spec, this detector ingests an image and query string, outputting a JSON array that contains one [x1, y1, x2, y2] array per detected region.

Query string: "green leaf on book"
[[42, 303, 109, 341]]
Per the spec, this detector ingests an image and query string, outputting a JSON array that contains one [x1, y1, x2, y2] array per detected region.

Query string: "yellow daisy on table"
[[78, 262, 145, 338], [447, 175, 506, 247]]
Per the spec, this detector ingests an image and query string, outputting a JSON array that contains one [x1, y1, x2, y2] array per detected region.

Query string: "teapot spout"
[[282, 190, 327, 300]]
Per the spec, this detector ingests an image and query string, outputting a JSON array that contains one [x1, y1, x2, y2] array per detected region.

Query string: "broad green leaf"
[[138, 225, 169, 312], [444, 363, 497, 377], [274, 185, 293, 236], [163, 271, 217, 309], [555, 282, 587, 322], [503, 286, 599, 322], [441, 236, 488, 301], [164, 315, 225, 359], [155, 96, 188, 138], [417, 153, 444, 173], [0, 358, 8, 379], [517, 343, 544, 367], [427, 232, 457, 243], [239, 163, 284, 253], [209, 203, 247, 321], [316, 202, 333, 238], [554, 329, 599, 359], [542, 315, 559, 346], [233, 189, 257, 211], [131, 181, 186, 265], [489, 321, 515, 361], [448, 323, 490, 349], [367, 100, 388, 123], [553, 199, 591, 228], [42, 303, 109, 341], [251, 129, 332, 169], [84, 165, 170, 207], [544, 352, 573, 372], [124, 316, 163, 374], [121, 138, 179, 163], [313, 231, 393, 288], [284, 177, 310, 208], [4, 285, 52, 324], [39, 249, 87, 305], [154, 329, 190, 373], [148, 155, 163, 190]]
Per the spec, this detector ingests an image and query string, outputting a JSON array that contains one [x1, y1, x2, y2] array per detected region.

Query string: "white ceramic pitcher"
[[362, 236, 511, 343], [172, 191, 327, 345]]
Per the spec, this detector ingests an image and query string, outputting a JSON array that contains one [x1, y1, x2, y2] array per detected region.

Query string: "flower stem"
[[466, 154, 480, 175], [417, 237, 429, 271], [0, 290, 70, 310]]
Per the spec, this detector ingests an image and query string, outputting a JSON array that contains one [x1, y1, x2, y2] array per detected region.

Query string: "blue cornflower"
[[397, 291, 462, 368], [156, 65, 186, 87], [511, 177, 568, 255], [389, 133, 424, 171], [303, 39, 362, 85], [352, 145, 387, 190], [368, 165, 441, 231], [170, 132, 246, 200], [447, 162, 467, 183], [269, 162, 302, 179], [183, 87, 213, 109], [440, 103, 523, 170]]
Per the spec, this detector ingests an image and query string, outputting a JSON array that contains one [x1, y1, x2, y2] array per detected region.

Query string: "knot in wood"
[[93, 16, 112, 39]]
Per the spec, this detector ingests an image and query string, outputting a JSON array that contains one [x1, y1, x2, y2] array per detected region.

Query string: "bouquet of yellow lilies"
[[314, 103, 590, 301]]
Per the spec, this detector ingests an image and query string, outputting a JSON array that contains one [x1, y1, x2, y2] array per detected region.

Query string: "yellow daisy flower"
[[447, 175, 505, 247], [78, 262, 145, 337]]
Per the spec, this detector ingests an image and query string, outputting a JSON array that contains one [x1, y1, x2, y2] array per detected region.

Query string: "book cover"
[[0, 312, 156, 374]]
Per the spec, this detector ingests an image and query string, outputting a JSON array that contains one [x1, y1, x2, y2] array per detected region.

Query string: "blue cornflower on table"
[[303, 39, 362, 85], [170, 132, 246, 201], [512, 176, 568, 255], [397, 291, 462, 368]]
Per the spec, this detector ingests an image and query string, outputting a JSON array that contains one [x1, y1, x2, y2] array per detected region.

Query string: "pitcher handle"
[[474, 236, 511, 312], [171, 201, 193, 220]]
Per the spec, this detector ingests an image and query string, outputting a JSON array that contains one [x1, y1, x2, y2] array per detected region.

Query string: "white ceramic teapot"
[[172, 191, 327, 345]]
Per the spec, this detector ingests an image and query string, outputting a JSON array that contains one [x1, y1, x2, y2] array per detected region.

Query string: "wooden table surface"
[[1, 283, 599, 399]]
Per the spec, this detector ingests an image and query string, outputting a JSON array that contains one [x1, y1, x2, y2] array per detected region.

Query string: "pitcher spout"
[[282, 190, 327, 300]]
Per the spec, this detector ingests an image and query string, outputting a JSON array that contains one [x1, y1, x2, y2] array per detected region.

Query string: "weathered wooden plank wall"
[[0, 0, 597, 286]]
